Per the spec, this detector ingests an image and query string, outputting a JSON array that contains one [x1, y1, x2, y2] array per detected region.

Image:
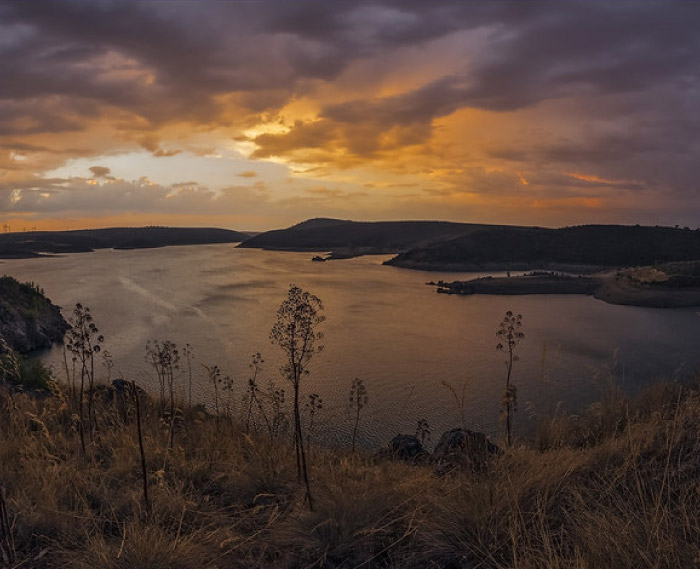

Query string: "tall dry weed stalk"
[[441, 379, 469, 429], [146, 340, 180, 449], [305, 393, 323, 448], [270, 285, 325, 511], [64, 303, 104, 453], [183, 343, 194, 407], [348, 378, 368, 453], [0, 484, 15, 565], [130, 381, 151, 519], [496, 311, 524, 446]]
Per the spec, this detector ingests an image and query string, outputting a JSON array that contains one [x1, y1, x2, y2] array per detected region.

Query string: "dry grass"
[[1, 376, 699, 568]]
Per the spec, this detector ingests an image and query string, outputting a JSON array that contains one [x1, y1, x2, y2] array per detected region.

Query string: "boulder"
[[379, 434, 429, 462], [433, 428, 500, 472]]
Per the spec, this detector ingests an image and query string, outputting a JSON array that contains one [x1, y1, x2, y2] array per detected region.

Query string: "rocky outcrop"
[[379, 428, 501, 471], [433, 428, 501, 472], [0, 276, 69, 353], [379, 434, 429, 462]]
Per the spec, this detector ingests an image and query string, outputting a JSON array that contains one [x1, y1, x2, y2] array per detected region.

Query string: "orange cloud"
[[564, 172, 636, 187]]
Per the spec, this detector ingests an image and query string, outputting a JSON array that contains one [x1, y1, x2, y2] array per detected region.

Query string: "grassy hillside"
[[238, 218, 511, 254], [387, 224, 700, 271], [0, 361, 698, 568], [0, 227, 251, 258]]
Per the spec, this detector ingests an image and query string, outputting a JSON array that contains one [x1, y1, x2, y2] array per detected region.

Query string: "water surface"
[[2, 244, 699, 448]]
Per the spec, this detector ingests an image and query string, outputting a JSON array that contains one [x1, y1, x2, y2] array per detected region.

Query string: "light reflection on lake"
[[2, 244, 700, 449]]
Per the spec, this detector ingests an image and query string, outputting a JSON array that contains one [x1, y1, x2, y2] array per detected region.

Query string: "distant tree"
[[270, 285, 325, 510], [496, 311, 524, 447]]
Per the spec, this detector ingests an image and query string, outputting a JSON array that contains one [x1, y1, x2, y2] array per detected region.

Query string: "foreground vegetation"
[[1, 354, 699, 567], [2, 284, 699, 568]]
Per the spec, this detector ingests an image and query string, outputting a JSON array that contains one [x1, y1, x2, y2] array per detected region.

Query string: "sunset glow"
[[1, 1, 699, 230]]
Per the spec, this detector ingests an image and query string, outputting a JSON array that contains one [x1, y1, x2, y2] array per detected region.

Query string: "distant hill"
[[0, 227, 251, 258], [386, 225, 700, 271], [238, 218, 512, 254]]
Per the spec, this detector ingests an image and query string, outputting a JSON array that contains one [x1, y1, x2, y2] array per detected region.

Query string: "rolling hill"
[[386, 224, 700, 271], [237, 218, 513, 254]]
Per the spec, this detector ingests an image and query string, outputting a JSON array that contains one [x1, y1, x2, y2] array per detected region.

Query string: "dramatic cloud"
[[1, 1, 699, 229]]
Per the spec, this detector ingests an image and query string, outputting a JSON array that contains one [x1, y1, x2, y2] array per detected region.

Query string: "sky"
[[1, 1, 700, 231]]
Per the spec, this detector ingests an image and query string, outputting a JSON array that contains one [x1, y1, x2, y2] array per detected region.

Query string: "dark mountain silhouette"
[[238, 218, 512, 254], [0, 226, 250, 258], [387, 225, 700, 270]]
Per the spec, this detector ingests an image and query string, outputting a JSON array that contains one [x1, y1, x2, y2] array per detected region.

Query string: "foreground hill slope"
[[0, 371, 698, 568], [238, 218, 515, 254], [387, 224, 700, 271], [0, 226, 250, 258]]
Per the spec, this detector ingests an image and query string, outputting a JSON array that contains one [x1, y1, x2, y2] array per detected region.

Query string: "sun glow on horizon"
[[1, 2, 699, 230]]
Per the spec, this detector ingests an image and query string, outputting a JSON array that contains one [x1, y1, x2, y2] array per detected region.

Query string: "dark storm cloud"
[[252, 2, 700, 161], [460, 3, 700, 110], [2, 1, 699, 129]]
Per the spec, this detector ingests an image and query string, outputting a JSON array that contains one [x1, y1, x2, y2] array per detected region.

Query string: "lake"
[[2, 243, 700, 449]]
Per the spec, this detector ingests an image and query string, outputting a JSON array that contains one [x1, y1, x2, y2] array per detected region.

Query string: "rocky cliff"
[[0, 276, 68, 353]]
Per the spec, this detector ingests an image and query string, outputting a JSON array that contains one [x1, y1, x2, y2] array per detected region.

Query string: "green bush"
[[0, 340, 56, 393]]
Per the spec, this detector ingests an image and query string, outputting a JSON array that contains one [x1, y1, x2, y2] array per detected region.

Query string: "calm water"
[[2, 243, 700, 448]]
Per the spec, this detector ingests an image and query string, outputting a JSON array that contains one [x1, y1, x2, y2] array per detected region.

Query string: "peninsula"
[[0, 226, 251, 259], [433, 262, 700, 308], [387, 224, 700, 272]]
